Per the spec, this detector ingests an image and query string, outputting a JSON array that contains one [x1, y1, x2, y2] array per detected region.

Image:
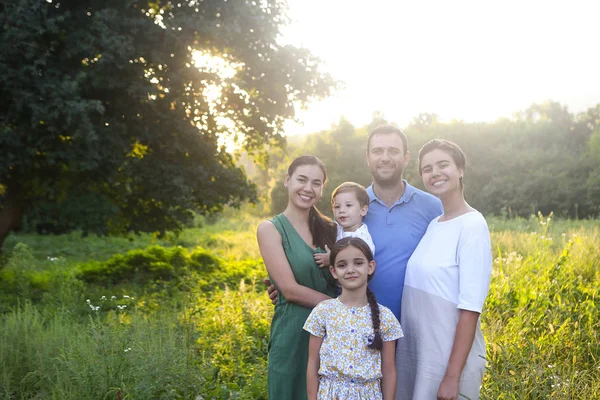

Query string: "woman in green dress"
[[257, 155, 337, 400]]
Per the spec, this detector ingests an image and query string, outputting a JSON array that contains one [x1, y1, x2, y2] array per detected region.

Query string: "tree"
[[0, 0, 336, 248]]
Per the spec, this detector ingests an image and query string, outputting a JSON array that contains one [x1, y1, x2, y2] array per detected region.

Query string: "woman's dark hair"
[[287, 155, 336, 249], [418, 139, 467, 187], [330, 237, 383, 351]]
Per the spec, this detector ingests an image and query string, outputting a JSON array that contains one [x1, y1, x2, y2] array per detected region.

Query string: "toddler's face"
[[332, 192, 367, 232]]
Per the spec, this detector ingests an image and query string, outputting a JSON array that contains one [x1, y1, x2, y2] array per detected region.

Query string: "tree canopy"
[[0, 0, 336, 248]]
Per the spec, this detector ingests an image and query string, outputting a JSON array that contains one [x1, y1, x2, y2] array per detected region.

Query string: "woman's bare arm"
[[257, 221, 331, 308], [437, 310, 480, 400]]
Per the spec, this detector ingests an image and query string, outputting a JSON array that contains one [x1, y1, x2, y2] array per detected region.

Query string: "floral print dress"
[[304, 298, 403, 399]]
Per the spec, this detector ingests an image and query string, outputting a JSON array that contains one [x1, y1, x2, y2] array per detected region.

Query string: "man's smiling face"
[[366, 133, 409, 186]]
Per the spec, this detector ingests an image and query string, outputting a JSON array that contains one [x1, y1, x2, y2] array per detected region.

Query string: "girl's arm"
[[307, 334, 323, 400], [437, 309, 480, 400], [381, 340, 397, 399], [257, 221, 331, 308]]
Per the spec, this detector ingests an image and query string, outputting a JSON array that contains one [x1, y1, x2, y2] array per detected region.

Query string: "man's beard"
[[373, 165, 403, 188]]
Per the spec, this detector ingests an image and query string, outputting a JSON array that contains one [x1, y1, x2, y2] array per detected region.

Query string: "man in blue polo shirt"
[[363, 125, 442, 320]]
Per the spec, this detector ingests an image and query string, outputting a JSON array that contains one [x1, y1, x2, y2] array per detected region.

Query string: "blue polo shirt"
[[364, 181, 442, 320]]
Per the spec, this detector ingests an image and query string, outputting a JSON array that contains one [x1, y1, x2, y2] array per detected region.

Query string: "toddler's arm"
[[306, 334, 324, 400], [381, 340, 397, 399]]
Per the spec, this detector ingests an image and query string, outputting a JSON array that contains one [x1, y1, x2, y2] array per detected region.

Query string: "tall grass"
[[0, 214, 598, 398], [0, 302, 204, 399], [482, 215, 600, 398]]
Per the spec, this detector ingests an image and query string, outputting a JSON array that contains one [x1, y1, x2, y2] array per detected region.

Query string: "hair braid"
[[367, 288, 383, 350]]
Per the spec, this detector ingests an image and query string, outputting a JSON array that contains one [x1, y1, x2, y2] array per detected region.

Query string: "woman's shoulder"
[[458, 210, 489, 231], [437, 210, 488, 229], [257, 214, 286, 235], [257, 219, 285, 248]]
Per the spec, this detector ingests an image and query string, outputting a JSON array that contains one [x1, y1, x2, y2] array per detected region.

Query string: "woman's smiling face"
[[419, 148, 464, 197], [285, 164, 325, 210]]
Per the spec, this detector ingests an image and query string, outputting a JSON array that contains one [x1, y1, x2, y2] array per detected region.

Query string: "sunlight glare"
[[192, 50, 246, 153]]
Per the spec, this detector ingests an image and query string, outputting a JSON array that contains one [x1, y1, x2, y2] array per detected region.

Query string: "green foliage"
[[77, 242, 264, 294], [0, 0, 336, 247], [77, 245, 216, 285]]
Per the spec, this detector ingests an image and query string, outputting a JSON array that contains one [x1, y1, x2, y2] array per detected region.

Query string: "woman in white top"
[[396, 139, 492, 400]]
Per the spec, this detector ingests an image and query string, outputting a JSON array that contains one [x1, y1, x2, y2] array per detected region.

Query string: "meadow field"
[[1, 213, 599, 399]]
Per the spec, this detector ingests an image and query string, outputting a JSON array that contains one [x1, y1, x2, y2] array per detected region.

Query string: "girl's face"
[[285, 164, 325, 210], [420, 148, 464, 198], [330, 246, 375, 291], [332, 192, 368, 232]]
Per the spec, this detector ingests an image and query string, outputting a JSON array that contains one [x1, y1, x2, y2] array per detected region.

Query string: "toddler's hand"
[[314, 245, 331, 268]]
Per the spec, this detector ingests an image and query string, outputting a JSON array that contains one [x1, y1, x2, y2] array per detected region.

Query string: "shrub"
[[77, 245, 221, 286]]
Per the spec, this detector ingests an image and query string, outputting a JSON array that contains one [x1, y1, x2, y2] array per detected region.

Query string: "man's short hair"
[[367, 124, 409, 154]]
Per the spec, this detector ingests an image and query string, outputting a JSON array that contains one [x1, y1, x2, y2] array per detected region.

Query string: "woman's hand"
[[437, 375, 459, 400]]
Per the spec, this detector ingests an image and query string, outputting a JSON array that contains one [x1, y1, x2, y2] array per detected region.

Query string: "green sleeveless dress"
[[267, 214, 337, 400]]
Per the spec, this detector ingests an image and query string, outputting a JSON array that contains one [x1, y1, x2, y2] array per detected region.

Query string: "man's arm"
[[263, 278, 278, 305]]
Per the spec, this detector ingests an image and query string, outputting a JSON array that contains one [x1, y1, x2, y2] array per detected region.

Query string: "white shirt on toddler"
[[335, 223, 376, 256]]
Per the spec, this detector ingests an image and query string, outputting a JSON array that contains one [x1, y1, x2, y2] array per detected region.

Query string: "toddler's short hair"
[[331, 182, 370, 208]]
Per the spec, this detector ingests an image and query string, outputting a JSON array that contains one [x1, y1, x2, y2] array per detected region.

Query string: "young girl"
[[304, 237, 403, 400]]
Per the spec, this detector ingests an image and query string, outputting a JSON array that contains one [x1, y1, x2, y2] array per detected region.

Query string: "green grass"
[[0, 213, 599, 399]]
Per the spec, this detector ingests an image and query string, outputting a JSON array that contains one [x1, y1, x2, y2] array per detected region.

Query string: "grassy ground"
[[1, 212, 599, 399]]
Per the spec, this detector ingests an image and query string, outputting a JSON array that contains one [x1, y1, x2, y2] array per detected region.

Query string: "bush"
[[76, 245, 266, 295], [77, 245, 221, 286]]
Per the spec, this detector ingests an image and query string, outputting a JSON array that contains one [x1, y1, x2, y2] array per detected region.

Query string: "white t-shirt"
[[404, 211, 492, 313], [336, 223, 376, 256]]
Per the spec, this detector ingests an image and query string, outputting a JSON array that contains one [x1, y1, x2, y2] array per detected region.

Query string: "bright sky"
[[282, 0, 600, 135]]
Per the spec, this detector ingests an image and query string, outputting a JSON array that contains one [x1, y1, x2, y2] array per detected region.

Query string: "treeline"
[[265, 101, 600, 218]]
